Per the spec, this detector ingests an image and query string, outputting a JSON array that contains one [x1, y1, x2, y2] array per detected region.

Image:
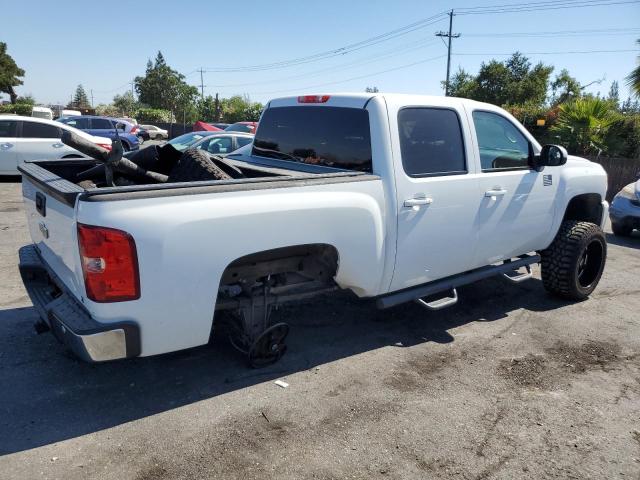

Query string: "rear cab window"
[[398, 107, 466, 177], [253, 106, 372, 172]]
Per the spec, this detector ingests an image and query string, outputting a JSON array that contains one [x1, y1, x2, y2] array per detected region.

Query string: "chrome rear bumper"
[[18, 245, 140, 362]]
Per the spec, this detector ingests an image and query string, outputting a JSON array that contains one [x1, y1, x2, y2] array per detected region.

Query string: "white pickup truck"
[[18, 93, 609, 366]]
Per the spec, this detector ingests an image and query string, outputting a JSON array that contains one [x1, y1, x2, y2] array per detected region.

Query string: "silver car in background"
[[610, 177, 640, 236]]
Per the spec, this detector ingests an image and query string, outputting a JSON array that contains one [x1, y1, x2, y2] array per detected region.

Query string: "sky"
[[2, 0, 639, 106]]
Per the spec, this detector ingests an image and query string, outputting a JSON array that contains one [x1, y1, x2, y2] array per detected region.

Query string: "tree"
[[16, 94, 35, 105], [550, 69, 582, 105], [197, 95, 217, 121], [70, 84, 90, 109], [0, 42, 25, 104], [219, 95, 263, 123], [446, 53, 553, 107], [447, 68, 476, 98], [113, 91, 138, 116], [551, 97, 619, 155], [626, 39, 640, 98], [607, 80, 620, 109], [95, 103, 121, 117], [135, 51, 198, 117]]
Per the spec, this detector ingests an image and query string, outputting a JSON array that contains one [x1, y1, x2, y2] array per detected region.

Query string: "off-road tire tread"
[[541, 220, 606, 300], [168, 148, 232, 182]]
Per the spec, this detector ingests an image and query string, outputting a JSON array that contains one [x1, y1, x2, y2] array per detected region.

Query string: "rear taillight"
[[77, 223, 140, 302], [130, 126, 138, 134], [97, 143, 112, 151], [297, 95, 330, 103]]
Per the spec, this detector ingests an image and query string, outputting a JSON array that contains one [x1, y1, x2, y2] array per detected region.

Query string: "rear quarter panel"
[[76, 179, 387, 356]]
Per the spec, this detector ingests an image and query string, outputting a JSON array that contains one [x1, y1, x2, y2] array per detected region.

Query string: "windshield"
[[252, 107, 372, 172], [168, 132, 208, 151]]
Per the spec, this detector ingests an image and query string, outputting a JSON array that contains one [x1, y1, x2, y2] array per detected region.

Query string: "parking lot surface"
[[1, 178, 639, 479]]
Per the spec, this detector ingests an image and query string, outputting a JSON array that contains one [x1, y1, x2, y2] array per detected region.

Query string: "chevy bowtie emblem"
[[38, 221, 49, 239]]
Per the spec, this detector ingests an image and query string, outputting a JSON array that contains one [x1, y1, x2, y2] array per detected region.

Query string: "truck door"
[[467, 109, 559, 266], [388, 102, 480, 291]]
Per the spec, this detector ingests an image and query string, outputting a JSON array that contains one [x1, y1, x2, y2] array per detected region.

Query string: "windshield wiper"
[[253, 146, 301, 162]]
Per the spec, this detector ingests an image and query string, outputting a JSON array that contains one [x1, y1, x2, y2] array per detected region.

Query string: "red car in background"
[[225, 121, 258, 134]]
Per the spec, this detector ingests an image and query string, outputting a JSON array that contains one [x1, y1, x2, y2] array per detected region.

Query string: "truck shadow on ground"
[[606, 231, 640, 249], [0, 276, 569, 455]]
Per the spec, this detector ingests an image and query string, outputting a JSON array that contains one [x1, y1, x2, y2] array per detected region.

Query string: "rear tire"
[[168, 148, 232, 182], [611, 222, 632, 237], [541, 220, 607, 300]]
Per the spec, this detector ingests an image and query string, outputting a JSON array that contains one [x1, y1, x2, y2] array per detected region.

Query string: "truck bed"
[[18, 155, 377, 206]]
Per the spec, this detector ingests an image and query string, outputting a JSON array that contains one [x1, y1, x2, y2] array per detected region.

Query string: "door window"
[[61, 117, 90, 129], [91, 118, 113, 129], [21, 122, 61, 138], [0, 120, 18, 137], [199, 137, 233, 154], [398, 108, 466, 177], [472, 111, 531, 171], [236, 136, 252, 148]]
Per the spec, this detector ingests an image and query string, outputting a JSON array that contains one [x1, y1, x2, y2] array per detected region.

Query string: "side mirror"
[[531, 144, 568, 171]]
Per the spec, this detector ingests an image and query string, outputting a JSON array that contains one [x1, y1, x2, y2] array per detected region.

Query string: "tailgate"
[[22, 177, 84, 300]]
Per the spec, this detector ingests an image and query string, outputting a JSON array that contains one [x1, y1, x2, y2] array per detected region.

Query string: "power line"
[[250, 54, 447, 96], [201, 13, 449, 73], [454, 48, 637, 55], [206, 38, 439, 89], [456, 0, 639, 15], [435, 10, 460, 96], [464, 27, 640, 37]]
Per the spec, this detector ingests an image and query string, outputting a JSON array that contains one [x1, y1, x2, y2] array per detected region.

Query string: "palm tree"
[[626, 39, 640, 98], [551, 97, 619, 155]]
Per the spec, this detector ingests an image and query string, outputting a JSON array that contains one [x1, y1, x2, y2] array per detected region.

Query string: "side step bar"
[[376, 254, 540, 310]]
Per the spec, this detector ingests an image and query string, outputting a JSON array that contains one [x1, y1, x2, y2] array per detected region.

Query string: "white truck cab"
[[18, 93, 608, 366]]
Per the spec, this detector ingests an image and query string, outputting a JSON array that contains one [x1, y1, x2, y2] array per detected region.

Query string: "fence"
[[587, 156, 640, 201]]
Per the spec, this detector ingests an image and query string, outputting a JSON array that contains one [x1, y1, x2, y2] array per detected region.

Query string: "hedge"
[[0, 104, 32, 115]]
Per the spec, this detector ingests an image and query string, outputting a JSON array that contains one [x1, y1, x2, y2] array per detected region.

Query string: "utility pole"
[[435, 10, 460, 96], [214, 92, 220, 121], [130, 81, 135, 99], [198, 68, 205, 100], [90, 89, 94, 107]]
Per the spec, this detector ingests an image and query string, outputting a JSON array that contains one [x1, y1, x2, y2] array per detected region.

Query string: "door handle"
[[485, 188, 508, 197], [0, 143, 13, 149], [403, 196, 433, 208], [52, 143, 65, 148]]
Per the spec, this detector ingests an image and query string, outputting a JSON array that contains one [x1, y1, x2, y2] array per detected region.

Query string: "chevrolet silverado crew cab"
[[18, 93, 608, 366]]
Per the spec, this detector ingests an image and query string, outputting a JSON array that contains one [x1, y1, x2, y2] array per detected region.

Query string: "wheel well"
[[62, 154, 83, 159], [220, 244, 339, 287], [562, 193, 603, 225]]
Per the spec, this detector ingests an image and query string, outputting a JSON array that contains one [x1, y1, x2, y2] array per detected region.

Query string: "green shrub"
[[135, 108, 172, 123], [604, 115, 640, 159], [0, 103, 32, 115]]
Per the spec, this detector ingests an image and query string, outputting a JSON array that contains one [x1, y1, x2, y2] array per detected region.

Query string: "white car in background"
[[0, 115, 112, 175], [141, 124, 168, 140]]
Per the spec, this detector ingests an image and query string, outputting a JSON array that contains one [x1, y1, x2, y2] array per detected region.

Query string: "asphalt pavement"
[[0, 178, 639, 479]]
